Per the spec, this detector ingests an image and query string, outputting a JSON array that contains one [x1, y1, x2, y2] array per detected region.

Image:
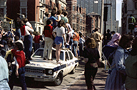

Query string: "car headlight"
[[48, 70, 53, 75]]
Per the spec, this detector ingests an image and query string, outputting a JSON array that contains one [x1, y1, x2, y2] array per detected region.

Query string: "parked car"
[[11, 48, 79, 86]]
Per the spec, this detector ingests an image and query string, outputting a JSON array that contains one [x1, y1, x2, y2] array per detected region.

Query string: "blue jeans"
[[69, 39, 73, 51], [9, 67, 27, 90], [16, 28, 21, 40], [73, 41, 78, 57], [24, 35, 33, 60]]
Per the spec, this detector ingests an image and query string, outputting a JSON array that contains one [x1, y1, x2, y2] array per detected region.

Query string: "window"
[[69, 51, 73, 59], [0, 8, 4, 17], [80, 26, 82, 30], [40, 10, 42, 19], [73, 24, 75, 29], [32, 49, 64, 60], [65, 52, 69, 61], [73, 6, 75, 11], [21, 8, 26, 17], [39, 27, 41, 34], [72, 15, 75, 19], [135, 2, 137, 10], [80, 19, 82, 23]]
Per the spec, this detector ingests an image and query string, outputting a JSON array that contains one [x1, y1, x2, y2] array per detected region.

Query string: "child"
[[8, 40, 27, 90], [33, 32, 42, 51]]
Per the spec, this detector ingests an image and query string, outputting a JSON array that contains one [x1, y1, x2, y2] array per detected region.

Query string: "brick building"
[[66, 0, 86, 35], [86, 12, 101, 36], [0, 0, 67, 34]]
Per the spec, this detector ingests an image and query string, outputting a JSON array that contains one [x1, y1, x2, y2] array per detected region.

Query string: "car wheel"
[[54, 71, 63, 86], [70, 66, 76, 74]]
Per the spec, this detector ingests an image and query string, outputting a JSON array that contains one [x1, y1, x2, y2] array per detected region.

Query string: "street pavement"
[[67, 68, 108, 90], [12, 58, 108, 90]]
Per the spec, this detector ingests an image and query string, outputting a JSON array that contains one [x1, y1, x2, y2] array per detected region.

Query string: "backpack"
[[102, 45, 117, 66]]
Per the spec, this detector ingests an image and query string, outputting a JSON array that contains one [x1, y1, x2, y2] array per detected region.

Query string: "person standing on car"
[[43, 19, 53, 60], [83, 38, 100, 90], [9, 40, 27, 90], [52, 20, 66, 63], [20, 20, 34, 61]]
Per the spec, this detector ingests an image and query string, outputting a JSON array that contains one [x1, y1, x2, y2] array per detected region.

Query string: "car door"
[[66, 51, 75, 73]]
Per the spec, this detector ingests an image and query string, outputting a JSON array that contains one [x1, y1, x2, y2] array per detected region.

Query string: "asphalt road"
[[12, 60, 85, 90]]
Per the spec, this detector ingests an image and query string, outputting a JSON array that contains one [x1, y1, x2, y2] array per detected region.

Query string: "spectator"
[[79, 35, 85, 56], [14, 17, 21, 39], [9, 40, 27, 90], [61, 10, 68, 24], [107, 33, 121, 47], [55, 10, 62, 26], [111, 31, 115, 37], [33, 32, 42, 51], [43, 19, 53, 60], [52, 20, 66, 63], [83, 38, 100, 90], [20, 20, 34, 61], [104, 29, 111, 45], [105, 34, 133, 90], [134, 22, 137, 37], [0, 56, 10, 90], [125, 37, 137, 90], [90, 28, 103, 50], [22, 18, 33, 29], [72, 32, 80, 57], [49, 10, 59, 29], [43, 12, 49, 26], [128, 14, 136, 33]]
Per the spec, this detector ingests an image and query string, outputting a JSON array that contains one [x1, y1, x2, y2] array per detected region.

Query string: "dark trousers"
[[9, 67, 27, 90], [34, 43, 40, 52], [79, 43, 83, 56], [85, 66, 98, 90], [24, 35, 32, 60]]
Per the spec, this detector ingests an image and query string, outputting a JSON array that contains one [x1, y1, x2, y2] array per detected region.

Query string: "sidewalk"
[[67, 68, 108, 90]]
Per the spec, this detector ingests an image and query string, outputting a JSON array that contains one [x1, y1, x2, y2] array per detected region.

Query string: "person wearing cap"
[[8, 40, 27, 90]]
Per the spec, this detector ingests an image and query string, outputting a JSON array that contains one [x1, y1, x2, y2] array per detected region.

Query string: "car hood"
[[26, 58, 64, 69]]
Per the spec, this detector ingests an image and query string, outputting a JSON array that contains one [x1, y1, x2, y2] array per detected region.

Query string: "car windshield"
[[32, 49, 64, 60]]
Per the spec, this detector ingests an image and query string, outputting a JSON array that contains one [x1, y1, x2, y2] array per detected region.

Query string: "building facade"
[[104, 0, 117, 32], [122, 0, 137, 35], [66, 0, 86, 35], [86, 12, 101, 36], [0, 0, 67, 34]]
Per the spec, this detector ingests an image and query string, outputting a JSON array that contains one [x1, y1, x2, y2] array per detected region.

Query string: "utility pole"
[[110, 0, 112, 31], [100, 0, 104, 62], [101, 0, 104, 35]]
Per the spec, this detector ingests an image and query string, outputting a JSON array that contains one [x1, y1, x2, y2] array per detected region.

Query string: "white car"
[[24, 48, 79, 86]]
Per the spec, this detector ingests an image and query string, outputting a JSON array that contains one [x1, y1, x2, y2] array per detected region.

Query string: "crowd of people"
[[0, 8, 85, 90], [0, 7, 137, 90]]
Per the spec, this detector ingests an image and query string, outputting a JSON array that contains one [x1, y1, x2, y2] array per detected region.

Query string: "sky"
[[116, 0, 123, 27]]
